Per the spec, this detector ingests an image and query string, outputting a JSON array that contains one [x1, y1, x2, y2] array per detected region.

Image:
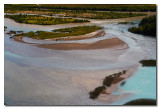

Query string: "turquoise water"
[[112, 67, 156, 105]]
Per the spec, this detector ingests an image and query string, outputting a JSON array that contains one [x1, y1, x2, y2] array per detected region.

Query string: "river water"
[[4, 18, 156, 105], [102, 22, 156, 105]]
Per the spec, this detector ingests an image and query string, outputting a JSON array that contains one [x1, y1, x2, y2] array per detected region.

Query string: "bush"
[[103, 70, 127, 87], [139, 60, 156, 66], [128, 15, 156, 36], [89, 86, 106, 99], [103, 76, 114, 87]]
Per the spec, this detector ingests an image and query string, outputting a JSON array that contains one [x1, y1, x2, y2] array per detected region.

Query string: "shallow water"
[[104, 23, 156, 105], [112, 67, 156, 105], [4, 18, 156, 105]]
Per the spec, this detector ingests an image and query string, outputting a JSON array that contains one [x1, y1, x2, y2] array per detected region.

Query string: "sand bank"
[[12, 30, 104, 43], [12, 30, 127, 50], [36, 38, 128, 50]]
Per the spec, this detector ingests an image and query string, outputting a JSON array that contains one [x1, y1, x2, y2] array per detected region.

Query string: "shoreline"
[[44, 30, 105, 41], [36, 38, 128, 50], [97, 65, 140, 104], [12, 30, 104, 43]]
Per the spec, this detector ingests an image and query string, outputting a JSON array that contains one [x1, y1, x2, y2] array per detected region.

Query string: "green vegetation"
[[103, 76, 114, 87], [128, 15, 156, 36], [4, 4, 149, 20], [103, 70, 126, 87], [64, 11, 145, 19], [118, 22, 135, 24], [14, 26, 102, 39], [7, 30, 16, 35], [124, 99, 156, 105], [4, 4, 156, 13], [4, 26, 7, 31], [89, 86, 106, 99], [17, 31, 23, 33], [139, 60, 156, 66], [5, 14, 89, 25], [89, 70, 127, 99]]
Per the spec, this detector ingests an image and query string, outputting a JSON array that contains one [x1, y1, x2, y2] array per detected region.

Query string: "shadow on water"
[[120, 81, 126, 86]]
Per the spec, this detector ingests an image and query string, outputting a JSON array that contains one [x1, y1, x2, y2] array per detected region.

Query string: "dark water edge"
[[139, 60, 156, 67], [124, 99, 156, 105]]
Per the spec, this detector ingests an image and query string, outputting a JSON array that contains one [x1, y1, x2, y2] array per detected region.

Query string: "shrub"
[[139, 60, 156, 66], [89, 86, 106, 99], [128, 15, 156, 36], [103, 75, 114, 87]]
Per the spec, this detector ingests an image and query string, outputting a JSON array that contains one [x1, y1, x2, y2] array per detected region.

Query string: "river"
[[4, 18, 156, 105]]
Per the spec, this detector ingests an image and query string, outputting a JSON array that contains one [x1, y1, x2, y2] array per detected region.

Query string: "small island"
[[13, 26, 103, 40]]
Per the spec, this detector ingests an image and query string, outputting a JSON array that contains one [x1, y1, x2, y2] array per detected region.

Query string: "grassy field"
[[5, 14, 89, 25], [14, 26, 103, 39]]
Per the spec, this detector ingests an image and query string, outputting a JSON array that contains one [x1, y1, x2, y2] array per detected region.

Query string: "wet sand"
[[97, 65, 138, 103], [36, 38, 128, 50]]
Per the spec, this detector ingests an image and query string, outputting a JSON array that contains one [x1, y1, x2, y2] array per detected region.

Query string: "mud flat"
[[36, 38, 128, 50]]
